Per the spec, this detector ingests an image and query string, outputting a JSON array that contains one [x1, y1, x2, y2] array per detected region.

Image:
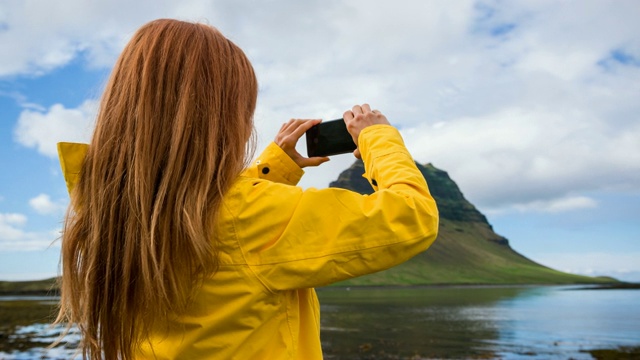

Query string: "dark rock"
[[329, 160, 508, 246]]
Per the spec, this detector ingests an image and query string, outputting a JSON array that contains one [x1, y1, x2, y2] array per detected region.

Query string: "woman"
[[55, 19, 438, 359]]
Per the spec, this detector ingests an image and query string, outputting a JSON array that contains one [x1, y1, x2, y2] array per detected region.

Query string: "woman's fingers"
[[300, 156, 330, 167], [274, 118, 329, 168], [280, 119, 299, 136], [343, 104, 391, 156], [277, 119, 313, 146], [343, 110, 354, 121], [280, 119, 319, 138], [346, 103, 373, 122], [277, 105, 388, 163], [291, 119, 321, 139]]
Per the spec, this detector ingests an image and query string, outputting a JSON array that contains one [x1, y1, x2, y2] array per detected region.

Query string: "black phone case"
[[306, 119, 357, 157]]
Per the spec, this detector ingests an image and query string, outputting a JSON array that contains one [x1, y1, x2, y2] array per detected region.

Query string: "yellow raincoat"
[[57, 125, 438, 359]]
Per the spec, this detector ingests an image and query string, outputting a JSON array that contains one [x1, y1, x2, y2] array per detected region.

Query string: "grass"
[[0, 298, 60, 353], [1, 220, 615, 292], [583, 346, 640, 360], [335, 219, 615, 286], [0, 278, 59, 295], [2, 160, 620, 291], [329, 160, 616, 287]]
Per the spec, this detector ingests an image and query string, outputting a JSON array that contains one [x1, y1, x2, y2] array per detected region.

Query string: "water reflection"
[[487, 287, 640, 359], [317, 286, 640, 359], [318, 286, 530, 359], [1, 287, 638, 359], [0, 298, 70, 359]]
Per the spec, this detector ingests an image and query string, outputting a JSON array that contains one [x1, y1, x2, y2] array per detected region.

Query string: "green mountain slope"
[[330, 160, 613, 285], [1, 161, 614, 292]]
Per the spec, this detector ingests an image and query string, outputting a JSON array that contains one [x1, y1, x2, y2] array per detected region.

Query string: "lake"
[[1, 286, 638, 359]]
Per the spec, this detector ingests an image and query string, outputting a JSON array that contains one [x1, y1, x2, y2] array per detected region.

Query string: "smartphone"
[[306, 118, 357, 157]]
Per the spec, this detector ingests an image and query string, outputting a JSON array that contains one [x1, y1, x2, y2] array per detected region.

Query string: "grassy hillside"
[[1, 160, 616, 292], [0, 277, 58, 295], [330, 160, 615, 286], [336, 219, 609, 286]]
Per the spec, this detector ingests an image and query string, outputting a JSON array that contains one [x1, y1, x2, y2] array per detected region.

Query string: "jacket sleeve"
[[229, 125, 439, 291], [241, 142, 304, 186]]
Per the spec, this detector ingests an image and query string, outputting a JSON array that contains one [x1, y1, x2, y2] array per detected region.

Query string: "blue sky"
[[1, 0, 639, 282]]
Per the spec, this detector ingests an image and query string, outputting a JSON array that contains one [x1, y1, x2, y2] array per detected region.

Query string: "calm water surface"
[[0, 286, 638, 359], [318, 286, 640, 359]]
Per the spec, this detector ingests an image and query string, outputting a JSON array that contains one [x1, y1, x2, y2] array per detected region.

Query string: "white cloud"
[[29, 194, 67, 216], [504, 196, 597, 214], [0, 272, 59, 281], [0, 90, 46, 111], [535, 252, 640, 282], [0, 213, 27, 228], [0, 1, 180, 76], [239, 1, 640, 213], [0, 213, 59, 251], [14, 100, 97, 158], [5, 0, 640, 216], [402, 106, 640, 210], [1, 0, 639, 288], [516, 50, 600, 81]]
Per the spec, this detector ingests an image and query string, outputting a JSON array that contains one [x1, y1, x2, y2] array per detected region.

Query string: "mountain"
[[329, 160, 613, 286], [1, 162, 614, 293]]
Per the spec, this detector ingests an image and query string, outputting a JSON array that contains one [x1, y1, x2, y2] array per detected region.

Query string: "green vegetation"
[[582, 346, 640, 360], [0, 299, 60, 353], [2, 160, 618, 292], [336, 219, 608, 286], [0, 278, 58, 295], [330, 160, 617, 286]]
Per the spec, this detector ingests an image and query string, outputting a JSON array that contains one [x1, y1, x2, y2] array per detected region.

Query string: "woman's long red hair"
[[54, 19, 257, 359]]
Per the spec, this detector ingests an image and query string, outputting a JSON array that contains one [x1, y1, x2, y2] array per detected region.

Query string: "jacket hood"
[[57, 142, 89, 195]]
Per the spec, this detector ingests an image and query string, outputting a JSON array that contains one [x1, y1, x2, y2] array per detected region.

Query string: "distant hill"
[[329, 160, 614, 286], [1, 161, 614, 294], [0, 277, 58, 296]]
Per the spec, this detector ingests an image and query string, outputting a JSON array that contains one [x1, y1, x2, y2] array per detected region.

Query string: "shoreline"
[[317, 281, 638, 292], [2, 281, 638, 297], [1, 285, 638, 358]]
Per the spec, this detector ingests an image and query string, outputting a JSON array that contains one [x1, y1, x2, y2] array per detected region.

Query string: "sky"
[[0, 0, 639, 282]]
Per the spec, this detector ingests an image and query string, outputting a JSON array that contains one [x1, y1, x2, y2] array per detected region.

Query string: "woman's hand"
[[343, 104, 391, 159], [275, 119, 330, 168]]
